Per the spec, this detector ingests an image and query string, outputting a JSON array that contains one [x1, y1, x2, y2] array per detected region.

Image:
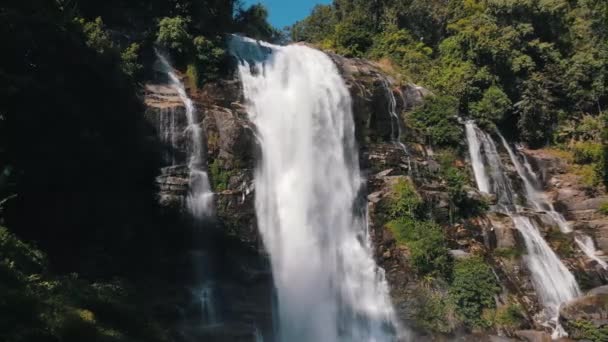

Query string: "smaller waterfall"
[[465, 122, 490, 193], [156, 52, 214, 219], [575, 234, 608, 269], [159, 109, 178, 165], [197, 282, 218, 326], [498, 136, 608, 268], [381, 78, 416, 175], [498, 133, 571, 233], [465, 122, 580, 337]]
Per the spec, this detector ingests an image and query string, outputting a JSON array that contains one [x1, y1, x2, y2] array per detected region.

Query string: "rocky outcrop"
[[560, 287, 608, 340], [143, 47, 608, 341]]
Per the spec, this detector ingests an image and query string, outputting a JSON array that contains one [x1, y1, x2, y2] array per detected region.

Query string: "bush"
[[470, 85, 512, 128], [156, 16, 192, 55], [74, 17, 114, 55], [388, 179, 422, 219], [599, 202, 608, 215], [567, 320, 608, 342], [410, 95, 463, 147], [0, 227, 46, 274], [387, 218, 452, 278], [571, 141, 603, 164], [482, 301, 526, 330], [413, 288, 459, 334], [209, 159, 235, 192], [120, 43, 142, 78], [449, 257, 500, 328], [192, 35, 228, 84]]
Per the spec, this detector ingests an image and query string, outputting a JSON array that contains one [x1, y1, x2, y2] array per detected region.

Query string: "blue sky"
[[243, 0, 332, 28]]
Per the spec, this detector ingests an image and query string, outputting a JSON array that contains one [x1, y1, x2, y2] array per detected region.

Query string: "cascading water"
[[575, 234, 608, 269], [156, 52, 214, 219], [499, 135, 608, 268], [497, 133, 571, 233], [381, 79, 410, 158], [465, 122, 580, 337], [230, 36, 401, 342]]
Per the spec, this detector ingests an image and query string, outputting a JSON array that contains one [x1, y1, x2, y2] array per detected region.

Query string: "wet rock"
[[514, 330, 552, 342], [560, 291, 608, 327]]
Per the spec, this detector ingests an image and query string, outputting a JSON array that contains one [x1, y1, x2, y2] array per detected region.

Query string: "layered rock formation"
[[142, 47, 608, 341]]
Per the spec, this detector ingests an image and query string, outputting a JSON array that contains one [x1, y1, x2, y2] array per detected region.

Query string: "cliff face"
[[143, 50, 608, 341]]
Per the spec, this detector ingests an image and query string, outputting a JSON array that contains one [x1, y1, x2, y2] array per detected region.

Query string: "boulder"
[[514, 330, 552, 342], [560, 292, 608, 327]]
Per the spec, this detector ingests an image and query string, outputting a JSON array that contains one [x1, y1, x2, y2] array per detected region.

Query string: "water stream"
[[465, 122, 580, 337], [156, 52, 214, 219], [230, 36, 401, 342]]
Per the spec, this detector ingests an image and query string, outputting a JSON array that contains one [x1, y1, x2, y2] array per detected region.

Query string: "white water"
[[156, 52, 214, 219], [575, 234, 608, 269], [497, 133, 571, 233], [197, 282, 218, 325], [501, 137, 608, 270], [465, 122, 490, 194], [230, 36, 400, 342], [465, 122, 580, 336], [381, 79, 409, 154]]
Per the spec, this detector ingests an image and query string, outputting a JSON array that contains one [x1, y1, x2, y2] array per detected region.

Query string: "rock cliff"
[[143, 47, 608, 341]]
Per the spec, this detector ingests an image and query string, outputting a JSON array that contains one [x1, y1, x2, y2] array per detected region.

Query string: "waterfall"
[[575, 234, 608, 269], [381, 79, 409, 154], [464, 122, 515, 211], [498, 135, 608, 268], [465, 122, 580, 337], [465, 122, 490, 194], [156, 52, 214, 219], [230, 36, 400, 342], [497, 133, 571, 233]]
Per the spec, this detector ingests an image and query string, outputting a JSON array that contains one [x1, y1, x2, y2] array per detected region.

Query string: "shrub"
[[470, 85, 512, 128], [483, 301, 526, 330], [74, 17, 114, 55], [599, 202, 608, 215], [410, 95, 463, 147], [388, 179, 422, 219], [493, 247, 522, 259], [209, 159, 235, 192], [387, 218, 452, 278], [571, 141, 603, 164], [413, 288, 459, 334], [567, 320, 608, 342], [0, 227, 46, 274], [156, 16, 192, 55], [192, 35, 228, 84], [449, 257, 500, 328], [121, 43, 142, 78]]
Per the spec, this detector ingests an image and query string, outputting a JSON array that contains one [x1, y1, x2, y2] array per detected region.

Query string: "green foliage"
[[471, 85, 512, 128], [235, 4, 282, 42], [599, 202, 608, 216], [75, 17, 113, 55], [387, 218, 452, 279], [291, 5, 336, 42], [333, 17, 374, 57], [571, 141, 603, 164], [483, 301, 526, 330], [156, 16, 192, 54], [388, 179, 422, 219], [210, 159, 235, 192], [567, 320, 608, 342], [0, 227, 47, 274], [192, 35, 227, 84], [410, 95, 463, 147], [293, 0, 608, 149], [413, 288, 459, 334], [120, 43, 142, 78], [493, 247, 522, 259], [449, 257, 500, 328]]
